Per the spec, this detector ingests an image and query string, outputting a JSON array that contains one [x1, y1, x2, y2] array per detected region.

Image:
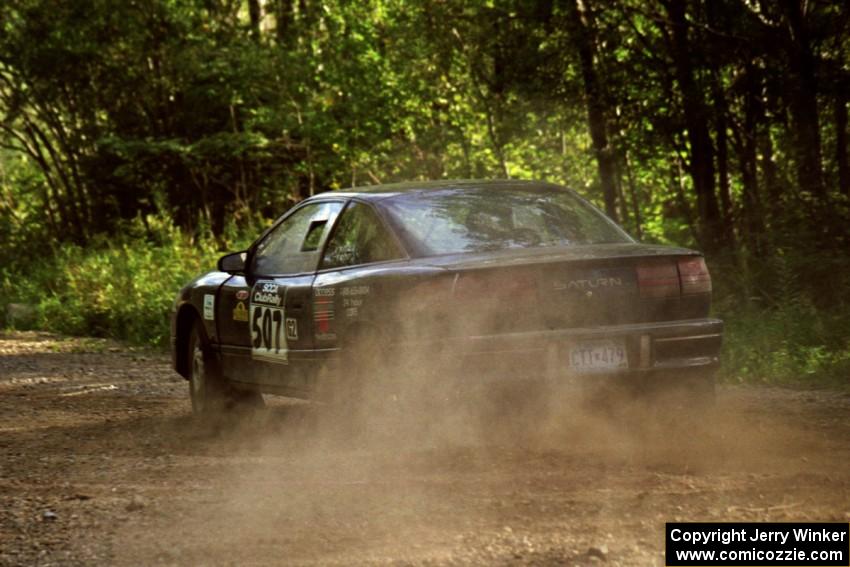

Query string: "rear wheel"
[[323, 330, 407, 435], [671, 369, 716, 409], [332, 335, 378, 418], [641, 369, 717, 432]]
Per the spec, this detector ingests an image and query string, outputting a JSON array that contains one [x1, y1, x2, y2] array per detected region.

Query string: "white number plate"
[[568, 339, 628, 372], [250, 305, 288, 363]]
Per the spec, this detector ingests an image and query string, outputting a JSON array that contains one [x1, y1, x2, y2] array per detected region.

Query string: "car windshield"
[[381, 186, 632, 256]]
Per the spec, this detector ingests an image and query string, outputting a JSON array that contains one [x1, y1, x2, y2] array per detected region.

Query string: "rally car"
[[170, 179, 722, 414]]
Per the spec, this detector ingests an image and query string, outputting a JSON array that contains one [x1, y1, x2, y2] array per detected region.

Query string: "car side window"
[[320, 202, 404, 270], [252, 202, 343, 275]]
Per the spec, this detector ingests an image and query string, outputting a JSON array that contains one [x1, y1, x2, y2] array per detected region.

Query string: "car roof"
[[305, 178, 566, 202]]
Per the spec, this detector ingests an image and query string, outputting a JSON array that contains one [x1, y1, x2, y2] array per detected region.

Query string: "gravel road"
[[1, 331, 849, 566]]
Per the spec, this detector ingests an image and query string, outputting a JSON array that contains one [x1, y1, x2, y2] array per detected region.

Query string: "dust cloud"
[[4, 333, 848, 565], [114, 341, 841, 566]]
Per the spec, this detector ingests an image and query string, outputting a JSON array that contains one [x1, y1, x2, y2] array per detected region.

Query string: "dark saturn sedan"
[[171, 179, 722, 415]]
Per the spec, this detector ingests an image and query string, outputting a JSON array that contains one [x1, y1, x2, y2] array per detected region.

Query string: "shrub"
[[0, 215, 250, 346], [711, 251, 850, 388]]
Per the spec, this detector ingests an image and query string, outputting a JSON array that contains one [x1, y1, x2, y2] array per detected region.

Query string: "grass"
[[718, 302, 850, 388]]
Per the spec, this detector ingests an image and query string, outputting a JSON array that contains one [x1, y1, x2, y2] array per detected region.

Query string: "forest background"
[[1, 0, 848, 385]]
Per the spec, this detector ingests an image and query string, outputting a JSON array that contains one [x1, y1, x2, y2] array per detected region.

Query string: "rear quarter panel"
[[311, 262, 450, 348]]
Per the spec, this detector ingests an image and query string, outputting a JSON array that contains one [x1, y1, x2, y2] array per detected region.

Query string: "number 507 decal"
[[250, 305, 288, 363]]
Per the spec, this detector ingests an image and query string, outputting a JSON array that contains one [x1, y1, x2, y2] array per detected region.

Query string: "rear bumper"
[[431, 318, 722, 382]]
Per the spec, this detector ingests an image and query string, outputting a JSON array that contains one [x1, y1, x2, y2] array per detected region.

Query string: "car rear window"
[[381, 186, 632, 256]]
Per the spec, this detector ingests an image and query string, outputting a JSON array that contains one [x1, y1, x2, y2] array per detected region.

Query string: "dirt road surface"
[[1, 331, 849, 566]]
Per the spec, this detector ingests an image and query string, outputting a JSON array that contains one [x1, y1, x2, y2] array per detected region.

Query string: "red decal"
[[236, 290, 249, 301], [313, 297, 335, 334]]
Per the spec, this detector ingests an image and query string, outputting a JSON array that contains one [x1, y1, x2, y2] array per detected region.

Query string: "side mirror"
[[218, 251, 247, 274]]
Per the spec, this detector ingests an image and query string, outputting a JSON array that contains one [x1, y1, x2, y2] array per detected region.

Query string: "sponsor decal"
[[253, 281, 282, 306], [203, 294, 215, 320], [235, 290, 249, 301], [314, 287, 336, 297], [339, 286, 367, 319], [253, 291, 281, 305], [341, 285, 370, 297], [313, 294, 335, 335], [553, 277, 623, 291], [233, 301, 249, 322], [285, 317, 298, 340]]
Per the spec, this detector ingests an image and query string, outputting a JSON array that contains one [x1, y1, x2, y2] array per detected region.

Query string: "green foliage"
[[3, 228, 847, 390], [0, 215, 227, 346], [713, 252, 850, 387], [720, 302, 850, 387], [1, 0, 849, 386]]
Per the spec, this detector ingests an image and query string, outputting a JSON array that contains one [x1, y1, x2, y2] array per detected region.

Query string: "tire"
[[678, 369, 717, 409], [187, 320, 231, 416], [645, 369, 717, 423], [233, 389, 265, 409], [332, 337, 374, 415], [323, 330, 394, 433]]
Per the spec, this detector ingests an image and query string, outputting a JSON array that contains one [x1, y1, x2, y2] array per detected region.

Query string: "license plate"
[[568, 339, 628, 372]]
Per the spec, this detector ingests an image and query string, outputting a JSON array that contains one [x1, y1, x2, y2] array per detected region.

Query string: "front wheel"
[[187, 321, 231, 416]]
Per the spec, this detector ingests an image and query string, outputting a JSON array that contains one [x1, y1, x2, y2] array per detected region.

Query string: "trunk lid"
[[422, 243, 709, 335]]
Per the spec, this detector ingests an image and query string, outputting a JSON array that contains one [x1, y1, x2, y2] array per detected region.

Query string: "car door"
[[215, 269, 252, 380], [218, 200, 344, 393]]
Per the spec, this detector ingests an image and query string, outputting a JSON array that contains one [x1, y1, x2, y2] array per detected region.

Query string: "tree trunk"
[[248, 0, 262, 40], [565, 0, 618, 221], [712, 78, 734, 247], [623, 150, 643, 240], [705, 0, 734, 247], [24, 120, 87, 242], [276, 0, 294, 44], [781, 0, 825, 199], [482, 99, 509, 178], [757, 87, 782, 218], [738, 63, 764, 254], [673, 155, 701, 247], [836, 91, 849, 197], [662, 0, 722, 251], [616, 168, 629, 228]]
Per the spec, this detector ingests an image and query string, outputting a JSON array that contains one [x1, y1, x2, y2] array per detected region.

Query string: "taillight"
[[678, 256, 712, 295], [636, 261, 680, 298], [637, 256, 712, 298]]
